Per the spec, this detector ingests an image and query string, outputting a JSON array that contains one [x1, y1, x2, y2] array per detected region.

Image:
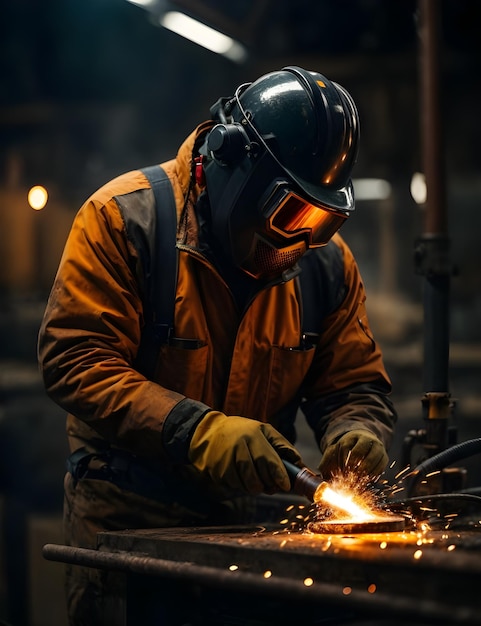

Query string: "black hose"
[[413, 438, 481, 475], [460, 486, 481, 496], [405, 437, 481, 497], [389, 492, 481, 511], [386, 492, 481, 528]]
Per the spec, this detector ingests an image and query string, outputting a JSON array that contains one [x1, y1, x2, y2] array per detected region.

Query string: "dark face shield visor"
[[264, 185, 348, 248]]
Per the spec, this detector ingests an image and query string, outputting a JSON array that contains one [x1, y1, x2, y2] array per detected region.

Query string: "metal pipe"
[[42, 543, 477, 623], [420, 0, 447, 235], [407, 0, 457, 480], [418, 0, 451, 395]]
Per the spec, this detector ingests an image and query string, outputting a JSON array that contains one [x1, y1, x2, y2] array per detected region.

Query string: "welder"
[[38, 65, 397, 625]]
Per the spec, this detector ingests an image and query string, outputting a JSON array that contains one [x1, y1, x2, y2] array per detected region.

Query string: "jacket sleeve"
[[37, 183, 208, 462], [301, 235, 397, 453]]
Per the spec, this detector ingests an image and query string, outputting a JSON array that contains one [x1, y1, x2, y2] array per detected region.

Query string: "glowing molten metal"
[[314, 482, 377, 521]]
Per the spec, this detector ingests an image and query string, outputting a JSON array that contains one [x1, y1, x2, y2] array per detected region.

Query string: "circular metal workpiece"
[[308, 515, 406, 534]]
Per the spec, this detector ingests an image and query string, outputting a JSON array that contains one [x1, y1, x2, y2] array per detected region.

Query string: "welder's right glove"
[[188, 411, 303, 495], [319, 429, 388, 479]]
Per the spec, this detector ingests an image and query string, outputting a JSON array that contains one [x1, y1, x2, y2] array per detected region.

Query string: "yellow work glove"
[[319, 429, 388, 479], [188, 411, 303, 495]]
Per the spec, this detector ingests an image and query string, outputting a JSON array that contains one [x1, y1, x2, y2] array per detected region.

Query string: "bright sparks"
[[315, 483, 378, 521]]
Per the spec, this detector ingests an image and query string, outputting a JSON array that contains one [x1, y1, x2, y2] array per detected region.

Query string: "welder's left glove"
[[319, 429, 388, 479]]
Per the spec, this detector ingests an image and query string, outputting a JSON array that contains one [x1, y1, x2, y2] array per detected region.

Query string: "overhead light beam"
[[160, 11, 248, 63]]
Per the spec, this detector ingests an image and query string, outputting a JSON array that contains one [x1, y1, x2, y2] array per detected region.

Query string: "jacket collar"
[[175, 120, 214, 198]]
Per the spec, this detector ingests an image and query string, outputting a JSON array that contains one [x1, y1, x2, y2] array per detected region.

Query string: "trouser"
[[63, 472, 258, 626]]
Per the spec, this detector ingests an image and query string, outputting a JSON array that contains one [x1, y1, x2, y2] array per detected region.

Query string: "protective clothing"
[[202, 66, 360, 279], [37, 68, 396, 626], [38, 121, 395, 486], [319, 429, 389, 479], [188, 411, 302, 494]]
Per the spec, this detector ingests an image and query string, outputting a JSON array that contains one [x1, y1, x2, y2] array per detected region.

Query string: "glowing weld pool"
[[308, 515, 406, 534]]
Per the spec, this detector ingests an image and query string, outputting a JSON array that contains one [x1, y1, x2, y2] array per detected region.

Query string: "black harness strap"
[[297, 243, 346, 340], [135, 167, 343, 377], [135, 165, 178, 378]]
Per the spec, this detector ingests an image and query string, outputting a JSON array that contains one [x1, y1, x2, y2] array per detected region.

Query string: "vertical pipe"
[[419, 0, 450, 394], [420, 0, 447, 235]]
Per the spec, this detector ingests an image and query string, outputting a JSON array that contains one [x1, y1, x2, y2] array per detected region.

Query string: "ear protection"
[[206, 123, 252, 166], [206, 93, 259, 166]]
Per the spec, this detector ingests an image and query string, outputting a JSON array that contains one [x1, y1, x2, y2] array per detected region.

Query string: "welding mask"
[[201, 65, 360, 279]]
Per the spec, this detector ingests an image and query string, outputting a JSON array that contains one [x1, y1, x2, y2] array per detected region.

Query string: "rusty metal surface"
[[43, 522, 481, 624], [87, 523, 481, 623]]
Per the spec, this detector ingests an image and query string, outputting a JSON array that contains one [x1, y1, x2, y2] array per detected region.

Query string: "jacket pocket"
[[256, 345, 316, 420], [155, 341, 208, 400]]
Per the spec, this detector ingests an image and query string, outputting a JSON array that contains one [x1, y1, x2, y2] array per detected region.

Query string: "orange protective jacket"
[[38, 122, 396, 470]]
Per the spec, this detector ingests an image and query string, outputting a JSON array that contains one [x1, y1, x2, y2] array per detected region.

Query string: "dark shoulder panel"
[[297, 240, 347, 334], [114, 187, 157, 296]]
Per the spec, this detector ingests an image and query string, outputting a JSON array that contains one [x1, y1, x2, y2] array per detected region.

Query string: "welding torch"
[[282, 459, 378, 521], [282, 460, 406, 528], [282, 459, 328, 503]]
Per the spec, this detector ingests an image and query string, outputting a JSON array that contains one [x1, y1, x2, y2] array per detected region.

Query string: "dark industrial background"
[[1, 1, 480, 624]]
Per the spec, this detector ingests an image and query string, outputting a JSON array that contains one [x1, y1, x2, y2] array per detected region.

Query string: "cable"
[[386, 492, 481, 528], [404, 438, 481, 497]]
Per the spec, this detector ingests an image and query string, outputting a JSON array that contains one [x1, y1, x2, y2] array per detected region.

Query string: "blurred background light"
[[27, 185, 48, 210], [353, 178, 392, 201], [160, 11, 248, 63], [125, 0, 157, 7], [410, 172, 427, 205]]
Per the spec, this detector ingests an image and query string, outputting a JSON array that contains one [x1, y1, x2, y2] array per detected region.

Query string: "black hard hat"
[[222, 65, 359, 213], [201, 66, 360, 279]]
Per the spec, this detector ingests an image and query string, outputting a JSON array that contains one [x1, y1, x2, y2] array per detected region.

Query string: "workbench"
[[44, 521, 481, 625]]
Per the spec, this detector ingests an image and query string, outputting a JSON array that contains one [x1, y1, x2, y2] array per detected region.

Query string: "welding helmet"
[[201, 65, 360, 279]]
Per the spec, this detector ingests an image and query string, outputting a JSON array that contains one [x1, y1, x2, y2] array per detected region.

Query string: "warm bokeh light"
[[28, 185, 48, 210]]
